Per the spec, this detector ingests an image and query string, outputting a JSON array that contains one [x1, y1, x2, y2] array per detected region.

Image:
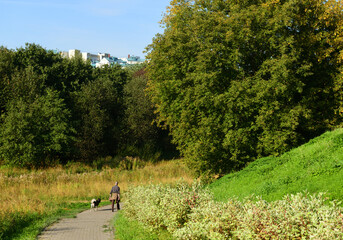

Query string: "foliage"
[[0, 43, 94, 110], [146, 0, 343, 174], [210, 128, 343, 203], [123, 64, 176, 160], [0, 46, 15, 113], [0, 89, 74, 168], [0, 160, 193, 239], [114, 211, 173, 240], [118, 156, 146, 171], [0, 43, 175, 167], [0, 44, 95, 166], [124, 182, 210, 233], [72, 65, 127, 161], [0, 202, 89, 240], [123, 183, 343, 239], [124, 66, 158, 146]]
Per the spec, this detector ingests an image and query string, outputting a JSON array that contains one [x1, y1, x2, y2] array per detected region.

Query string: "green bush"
[[124, 182, 211, 233], [123, 183, 343, 239]]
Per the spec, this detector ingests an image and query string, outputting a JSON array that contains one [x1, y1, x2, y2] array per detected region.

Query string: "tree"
[[124, 66, 157, 143], [146, 0, 343, 174], [123, 65, 176, 160], [0, 47, 15, 114], [73, 65, 127, 161], [0, 89, 74, 168]]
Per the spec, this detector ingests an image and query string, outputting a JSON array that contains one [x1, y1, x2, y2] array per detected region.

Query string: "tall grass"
[[0, 160, 193, 239], [210, 128, 343, 203]]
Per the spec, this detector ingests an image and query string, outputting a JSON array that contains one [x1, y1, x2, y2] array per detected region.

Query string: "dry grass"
[[0, 159, 194, 237]]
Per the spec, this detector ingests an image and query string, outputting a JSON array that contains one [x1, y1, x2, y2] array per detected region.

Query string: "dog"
[[91, 198, 101, 211]]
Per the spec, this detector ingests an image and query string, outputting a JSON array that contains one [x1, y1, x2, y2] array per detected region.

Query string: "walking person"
[[109, 182, 120, 212]]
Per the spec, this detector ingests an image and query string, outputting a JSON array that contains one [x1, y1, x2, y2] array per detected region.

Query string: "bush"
[[123, 184, 343, 239], [124, 182, 211, 233]]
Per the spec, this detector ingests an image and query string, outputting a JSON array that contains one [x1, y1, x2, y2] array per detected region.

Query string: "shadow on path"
[[38, 204, 119, 240]]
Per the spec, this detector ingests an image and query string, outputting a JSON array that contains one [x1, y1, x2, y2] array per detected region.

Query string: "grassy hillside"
[[210, 128, 343, 203]]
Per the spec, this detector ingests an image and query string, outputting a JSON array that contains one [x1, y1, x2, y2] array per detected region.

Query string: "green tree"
[[146, 0, 343, 174], [123, 65, 176, 160], [124, 66, 157, 143], [0, 47, 15, 113], [73, 65, 127, 161], [1, 43, 94, 110], [0, 89, 74, 168]]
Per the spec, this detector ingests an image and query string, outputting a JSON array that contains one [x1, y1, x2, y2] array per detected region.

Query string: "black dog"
[[91, 198, 101, 210]]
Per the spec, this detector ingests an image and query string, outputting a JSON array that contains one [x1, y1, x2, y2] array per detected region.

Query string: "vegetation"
[[121, 183, 343, 239], [1, 0, 343, 237], [114, 211, 173, 240], [1, 202, 90, 240], [146, 0, 343, 174], [122, 65, 177, 160], [116, 129, 343, 239], [210, 128, 343, 203], [0, 89, 74, 168], [0, 43, 175, 168], [0, 160, 193, 239]]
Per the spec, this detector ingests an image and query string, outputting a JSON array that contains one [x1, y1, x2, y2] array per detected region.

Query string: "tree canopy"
[[146, 0, 343, 174], [0, 89, 73, 168], [0, 44, 174, 168]]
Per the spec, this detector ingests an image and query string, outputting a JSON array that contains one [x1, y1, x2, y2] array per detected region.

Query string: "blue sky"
[[0, 0, 171, 58]]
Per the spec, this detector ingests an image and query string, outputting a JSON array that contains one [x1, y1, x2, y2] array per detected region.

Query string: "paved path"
[[38, 204, 117, 240]]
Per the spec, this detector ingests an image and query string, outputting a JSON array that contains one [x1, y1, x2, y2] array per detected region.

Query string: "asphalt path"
[[38, 204, 117, 240]]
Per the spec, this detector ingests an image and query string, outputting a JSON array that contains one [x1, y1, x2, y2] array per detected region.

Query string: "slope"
[[210, 128, 343, 203]]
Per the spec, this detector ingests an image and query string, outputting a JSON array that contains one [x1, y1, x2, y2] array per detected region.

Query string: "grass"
[[114, 129, 343, 239], [210, 128, 343, 203], [4, 128, 343, 239], [114, 211, 173, 240], [0, 160, 193, 239], [1, 202, 90, 240]]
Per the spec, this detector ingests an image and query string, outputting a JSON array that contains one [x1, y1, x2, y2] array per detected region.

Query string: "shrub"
[[123, 184, 343, 239], [124, 182, 211, 232]]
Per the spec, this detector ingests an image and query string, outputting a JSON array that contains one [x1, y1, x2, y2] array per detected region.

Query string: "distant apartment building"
[[60, 49, 144, 68], [69, 49, 81, 58], [82, 52, 99, 63], [119, 54, 144, 65]]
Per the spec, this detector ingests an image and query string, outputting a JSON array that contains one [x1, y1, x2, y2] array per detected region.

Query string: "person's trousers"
[[110, 193, 120, 211], [111, 199, 120, 211]]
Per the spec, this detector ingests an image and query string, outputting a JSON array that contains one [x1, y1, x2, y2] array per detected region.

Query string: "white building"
[[98, 53, 111, 60], [82, 52, 99, 62], [60, 50, 144, 68], [68, 49, 81, 58], [96, 57, 116, 68], [119, 54, 144, 65]]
